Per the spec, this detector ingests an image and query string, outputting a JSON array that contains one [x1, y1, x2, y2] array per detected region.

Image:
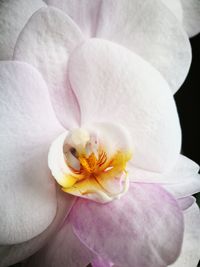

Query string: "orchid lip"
[[48, 123, 132, 203]]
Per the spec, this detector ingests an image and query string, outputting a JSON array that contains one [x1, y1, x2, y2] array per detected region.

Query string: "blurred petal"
[[162, 0, 200, 37], [45, 0, 102, 37], [0, 190, 75, 267], [70, 183, 183, 267], [23, 220, 95, 267], [14, 7, 84, 129], [47, 0, 191, 93], [180, 0, 200, 37], [68, 39, 181, 172], [0, 61, 64, 244], [92, 257, 113, 267], [161, 0, 183, 21], [177, 196, 195, 210], [169, 203, 200, 267], [0, 0, 46, 60], [129, 155, 200, 198]]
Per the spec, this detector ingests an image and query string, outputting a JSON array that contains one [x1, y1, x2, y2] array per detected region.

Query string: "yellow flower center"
[[48, 126, 132, 203]]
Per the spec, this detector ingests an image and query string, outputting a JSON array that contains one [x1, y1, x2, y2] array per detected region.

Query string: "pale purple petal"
[[14, 7, 84, 129], [177, 196, 195, 210], [70, 183, 183, 267], [23, 220, 95, 267], [0, 61, 64, 244], [68, 39, 181, 173], [92, 257, 114, 267]]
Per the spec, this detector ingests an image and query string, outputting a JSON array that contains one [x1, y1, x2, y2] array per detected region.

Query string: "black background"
[[175, 34, 200, 208], [175, 34, 200, 167]]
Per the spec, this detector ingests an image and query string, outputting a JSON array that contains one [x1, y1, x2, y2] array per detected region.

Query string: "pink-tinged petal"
[[70, 183, 184, 267], [92, 257, 114, 267], [180, 0, 200, 37], [68, 39, 181, 173], [23, 220, 95, 267], [0, 189, 75, 267], [177, 196, 195, 210], [169, 203, 200, 267], [0, 61, 64, 245], [129, 155, 200, 198], [47, 0, 191, 93], [0, 0, 46, 60], [14, 7, 84, 129]]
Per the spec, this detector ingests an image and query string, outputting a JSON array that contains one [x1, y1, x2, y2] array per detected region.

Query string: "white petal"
[[0, 190, 75, 267], [129, 155, 200, 198], [68, 39, 181, 172], [169, 203, 200, 267], [14, 7, 84, 129], [180, 0, 200, 37], [162, 0, 200, 37], [161, 0, 183, 21], [45, 0, 103, 37], [0, 0, 46, 60], [0, 61, 64, 244], [47, 0, 192, 93]]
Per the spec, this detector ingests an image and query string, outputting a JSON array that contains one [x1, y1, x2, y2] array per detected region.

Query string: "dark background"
[[175, 33, 200, 207], [10, 34, 200, 267]]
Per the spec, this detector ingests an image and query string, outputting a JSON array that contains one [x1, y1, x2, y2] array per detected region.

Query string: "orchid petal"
[[68, 39, 181, 172], [46, 0, 191, 93], [161, 0, 183, 21], [70, 183, 183, 267], [92, 257, 114, 267], [14, 7, 84, 129], [45, 0, 102, 37], [22, 220, 95, 267], [0, 189, 75, 267], [0, 61, 64, 244], [129, 155, 200, 198], [180, 0, 200, 37], [169, 203, 200, 267], [177, 196, 195, 210], [162, 0, 200, 37], [0, 0, 46, 60]]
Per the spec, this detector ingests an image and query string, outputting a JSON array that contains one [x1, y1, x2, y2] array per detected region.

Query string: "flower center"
[[48, 124, 132, 203]]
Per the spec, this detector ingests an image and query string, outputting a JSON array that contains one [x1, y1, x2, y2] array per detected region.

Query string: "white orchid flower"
[[0, 1, 200, 267]]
